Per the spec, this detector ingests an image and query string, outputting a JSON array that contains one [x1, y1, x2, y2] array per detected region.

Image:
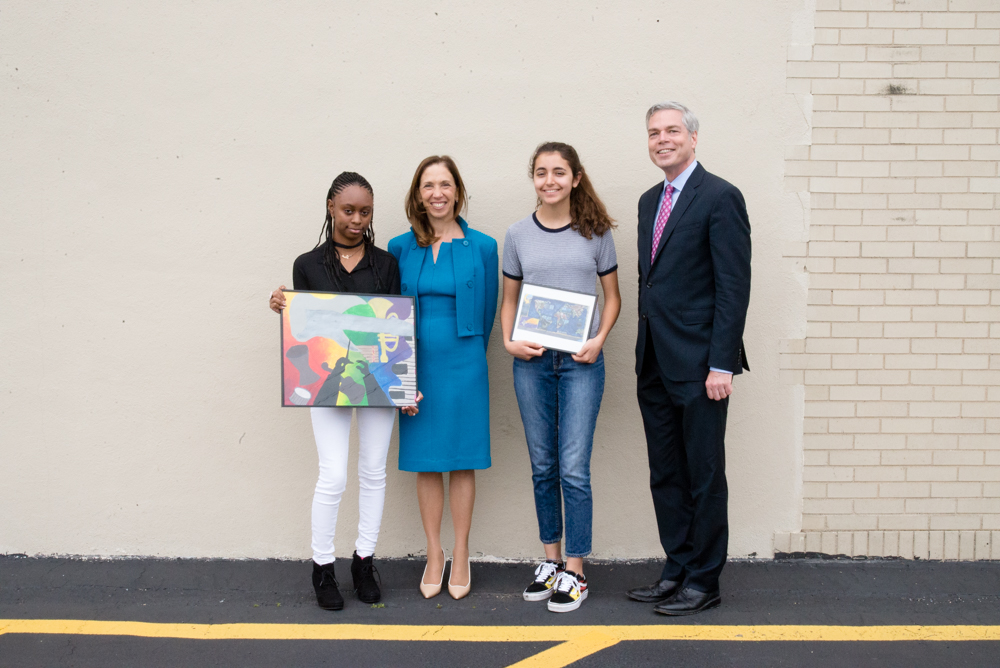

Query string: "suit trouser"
[[636, 327, 729, 593]]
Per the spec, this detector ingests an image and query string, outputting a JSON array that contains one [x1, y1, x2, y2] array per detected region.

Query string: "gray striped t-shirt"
[[502, 213, 618, 338]]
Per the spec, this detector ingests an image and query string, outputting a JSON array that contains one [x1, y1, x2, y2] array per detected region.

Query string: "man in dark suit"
[[627, 101, 751, 615]]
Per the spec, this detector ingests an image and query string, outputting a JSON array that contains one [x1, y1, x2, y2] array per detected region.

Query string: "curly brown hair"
[[404, 155, 469, 248], [530, 142, 615, 240]]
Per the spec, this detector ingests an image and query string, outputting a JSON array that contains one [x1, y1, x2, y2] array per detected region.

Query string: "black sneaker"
[[312, 560, 344, 611], [547, 570, 588, 613], [522, 560, 565, 601], [351, 551, 382, 604]]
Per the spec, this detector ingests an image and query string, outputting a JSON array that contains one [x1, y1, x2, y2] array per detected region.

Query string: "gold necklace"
[[335, 240, 364, 260]]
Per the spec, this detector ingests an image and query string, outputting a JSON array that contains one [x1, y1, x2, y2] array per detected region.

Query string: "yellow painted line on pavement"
[[3, 620, 1000, 642], [506, 631, 621, 668]]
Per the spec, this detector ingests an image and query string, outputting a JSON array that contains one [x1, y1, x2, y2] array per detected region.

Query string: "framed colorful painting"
[[280, 291, 417, 408], [510, 282, 598, 355]]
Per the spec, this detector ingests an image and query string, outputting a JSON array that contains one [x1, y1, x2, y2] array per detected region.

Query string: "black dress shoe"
[[654, 587, 720, 616], [626, 579, 683, 603]]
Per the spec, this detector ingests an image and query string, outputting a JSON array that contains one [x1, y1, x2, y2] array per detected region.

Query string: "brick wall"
[[779, 0, 999, 559]]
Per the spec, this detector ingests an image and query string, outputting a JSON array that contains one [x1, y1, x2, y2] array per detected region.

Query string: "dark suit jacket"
[[636, 163, 751, 381]]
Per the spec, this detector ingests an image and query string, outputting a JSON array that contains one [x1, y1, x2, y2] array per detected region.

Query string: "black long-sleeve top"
[[292, 244, 401, 295]]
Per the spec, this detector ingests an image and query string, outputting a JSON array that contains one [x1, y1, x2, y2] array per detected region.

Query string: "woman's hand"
[[401, 390, 423, 416], [571, 272, 619, 365], [571, 336, 604, 364], [269, 285, 287, 313], [505, 339, 546, 361]]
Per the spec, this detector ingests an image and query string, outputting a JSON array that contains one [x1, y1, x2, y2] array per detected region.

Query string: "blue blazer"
[[388, 217, 499, 349]]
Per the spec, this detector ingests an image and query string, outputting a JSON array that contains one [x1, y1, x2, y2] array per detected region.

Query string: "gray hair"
[[645, 101, 699, 134]]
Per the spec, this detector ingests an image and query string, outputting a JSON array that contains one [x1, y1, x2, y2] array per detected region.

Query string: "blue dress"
[[398, 242, 492, 471]]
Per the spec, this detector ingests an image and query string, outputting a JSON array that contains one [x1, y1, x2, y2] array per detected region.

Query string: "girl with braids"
[[269, 171, 417, 611], [500, 142, 621, 613]]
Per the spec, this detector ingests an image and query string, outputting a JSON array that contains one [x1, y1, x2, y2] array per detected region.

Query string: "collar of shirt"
[[654, 159, 699, 231], [661, 159, 699, 203]]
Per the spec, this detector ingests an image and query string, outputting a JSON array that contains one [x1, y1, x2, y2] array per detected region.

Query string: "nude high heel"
[[447, 555, 471, 600], [419, 549, 446, 599]]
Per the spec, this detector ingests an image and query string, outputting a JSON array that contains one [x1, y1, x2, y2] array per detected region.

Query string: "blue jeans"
[[513, 350, 605, 558]]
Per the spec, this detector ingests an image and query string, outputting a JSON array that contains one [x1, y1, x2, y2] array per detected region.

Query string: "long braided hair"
[[315, 171, 383, 292]]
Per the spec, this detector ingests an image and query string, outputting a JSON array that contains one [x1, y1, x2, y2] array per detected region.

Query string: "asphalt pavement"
[[2, 555, 999, 666]]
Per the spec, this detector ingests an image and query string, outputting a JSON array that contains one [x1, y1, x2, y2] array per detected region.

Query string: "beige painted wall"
[[1, 1, 810, 559]]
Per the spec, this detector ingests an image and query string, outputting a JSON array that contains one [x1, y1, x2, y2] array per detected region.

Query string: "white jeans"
[[309, 406, 395, 565]]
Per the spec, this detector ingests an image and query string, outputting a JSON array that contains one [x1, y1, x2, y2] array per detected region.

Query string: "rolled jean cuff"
[[565, 549, 592, 558]]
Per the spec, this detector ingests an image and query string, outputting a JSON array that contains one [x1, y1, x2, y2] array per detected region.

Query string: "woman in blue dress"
[[388, 156, 499, 600]]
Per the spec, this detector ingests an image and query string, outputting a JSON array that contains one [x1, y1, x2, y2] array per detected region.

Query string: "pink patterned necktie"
[[651, 184, 674, 263]]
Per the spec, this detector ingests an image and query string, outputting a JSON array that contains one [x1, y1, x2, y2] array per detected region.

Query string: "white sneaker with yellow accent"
[[523, 560, 565, 601], [547, 570, 588, 612]]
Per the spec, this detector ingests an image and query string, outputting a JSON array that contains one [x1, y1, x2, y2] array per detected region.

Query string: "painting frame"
[[280, 290, 418, 408], [510, 282, 598, 355]]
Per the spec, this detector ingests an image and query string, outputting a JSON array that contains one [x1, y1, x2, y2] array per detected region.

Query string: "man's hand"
[[705, 370, 733, 401]]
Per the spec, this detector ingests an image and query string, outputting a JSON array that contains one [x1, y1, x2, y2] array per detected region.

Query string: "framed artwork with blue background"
[[511, 283, 597, 355]]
